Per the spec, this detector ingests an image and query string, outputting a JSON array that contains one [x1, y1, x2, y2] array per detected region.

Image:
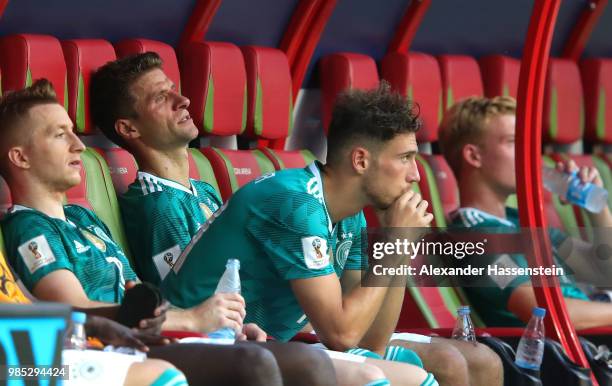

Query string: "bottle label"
[[566, 171, 594, 207]]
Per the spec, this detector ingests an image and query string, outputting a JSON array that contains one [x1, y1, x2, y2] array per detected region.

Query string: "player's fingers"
[[219, 292, 246, 306], [416, 199, 429, 214]]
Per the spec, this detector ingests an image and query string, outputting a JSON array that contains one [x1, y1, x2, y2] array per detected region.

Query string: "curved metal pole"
[[386, 0, 431, 54], [0, 0, 8, 20], [287, 0, 337, 102], [279, 0, 321, 71], [562, 0, 608, 61], [179, 0, 222, 46], [517, 0, 595, 378], [273, 0, 337, 150]]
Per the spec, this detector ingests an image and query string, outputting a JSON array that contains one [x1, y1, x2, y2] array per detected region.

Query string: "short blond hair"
[[438, 96, 516, 176], [0, 79, 58, 177]]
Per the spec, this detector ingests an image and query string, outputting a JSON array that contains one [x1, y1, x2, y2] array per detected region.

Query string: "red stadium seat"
[[544, 58, 584, 145], [61, 39, 116, 134], [0, 34, 67, 108], [241, 46, 316, 169], [319, 53, 379, 132], [438, 55, 483, 110], [580, 58, 612, 148], [382, 52, 443, 142], [179, 41, 274, 200], [114, 39, 181, 93], [480, 55, 520, 98]]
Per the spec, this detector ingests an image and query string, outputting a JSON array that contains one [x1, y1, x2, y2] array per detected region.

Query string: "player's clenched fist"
[[377, 190, 433, 228]]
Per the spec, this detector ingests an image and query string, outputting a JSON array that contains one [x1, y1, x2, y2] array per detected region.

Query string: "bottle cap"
[[458, 305, 470, 314], [226, 258, 240, 270], [71, 311, 87, 324], [532, 307, 546, 318]]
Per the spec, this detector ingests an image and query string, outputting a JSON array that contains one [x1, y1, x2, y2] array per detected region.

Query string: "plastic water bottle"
[[451, 305, 476, 342], [64, 312, 87, 350], [208, 259, 241, 340], [515, 307, 546, 370], [542, 166, 608, 213]]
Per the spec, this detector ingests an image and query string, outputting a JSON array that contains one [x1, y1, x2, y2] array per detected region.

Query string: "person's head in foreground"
[[90, 52, 197, 155], [0, 79, 85, 195], [325, 81, 422, 211], [438, 95, 517, 199]]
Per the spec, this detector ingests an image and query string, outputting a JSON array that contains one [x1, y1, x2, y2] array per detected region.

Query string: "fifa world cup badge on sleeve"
[[302, 236, 329, 269]]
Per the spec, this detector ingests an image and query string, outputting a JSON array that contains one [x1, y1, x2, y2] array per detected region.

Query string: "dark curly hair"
[[326, 81, 421, 166], [90, 52, 163, 149]]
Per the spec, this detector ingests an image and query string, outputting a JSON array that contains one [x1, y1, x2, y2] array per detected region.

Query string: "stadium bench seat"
[[437, 54, 483, 110], [580, 58, 612, 168], [241, 46, 316, 169], [0, 34, 68, 110], [61, 39, 116, 134], [179, 41, 275, 201]]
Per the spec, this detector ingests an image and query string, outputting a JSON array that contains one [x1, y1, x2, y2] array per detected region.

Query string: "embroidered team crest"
[[92, 226, 113, 244], [80, 229, 106, 252], [18, 235, 56, 274], [200, 203, 213, 219], [301, 236, 329, 269], [334, 240, 353, 270]]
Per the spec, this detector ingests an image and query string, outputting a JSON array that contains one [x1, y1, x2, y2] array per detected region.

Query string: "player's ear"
[[7, 146, 30, 170], [115, 119, 141, 141], [351, 147, 370, 175], [463, 143, 482, 168]]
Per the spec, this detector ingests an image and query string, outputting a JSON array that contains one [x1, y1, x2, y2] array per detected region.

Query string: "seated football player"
[[440, 96, 612, 329]]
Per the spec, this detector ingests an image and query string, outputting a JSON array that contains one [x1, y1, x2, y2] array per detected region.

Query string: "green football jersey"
[[449, 206, 588, 326], [2, 205, 137, 303], [159, 162, 366, 341], [119, 171, 222, 290]]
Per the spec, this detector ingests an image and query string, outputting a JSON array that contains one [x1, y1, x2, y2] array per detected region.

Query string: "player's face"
[[23, 103, 85, 191], [478, 114, 516, 195], [129, 68, 198, 149], [363, 132, 420, 209]]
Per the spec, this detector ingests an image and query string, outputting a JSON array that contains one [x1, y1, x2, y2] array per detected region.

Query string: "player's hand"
[[87, 315, 170, 352], [188, 293, 246, 334], [136, 301, 169, 334], [236, 323, 267, 342], [555, 160, 603, 204], [377, 190, 433, 228]]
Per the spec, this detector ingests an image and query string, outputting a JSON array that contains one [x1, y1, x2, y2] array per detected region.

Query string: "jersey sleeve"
[[344, 211, 367, 271], [1, 213, 75, 292], [120, 192, 193, 286], [246, 191, 336, 280]]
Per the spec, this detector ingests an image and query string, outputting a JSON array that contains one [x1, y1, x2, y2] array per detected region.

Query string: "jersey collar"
[[307, 162, 333, 233], [8, 204, 76, 226], [455, 207, 515, 227], [137, 171, 198, 196]]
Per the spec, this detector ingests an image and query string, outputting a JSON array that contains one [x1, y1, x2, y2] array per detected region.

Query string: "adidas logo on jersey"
[[74, 240, 90, 254]]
